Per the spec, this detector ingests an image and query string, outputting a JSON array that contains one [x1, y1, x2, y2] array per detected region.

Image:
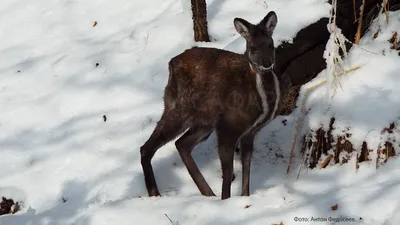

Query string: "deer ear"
[[259, 11, 277, 35], [234, 18, 252, 39]]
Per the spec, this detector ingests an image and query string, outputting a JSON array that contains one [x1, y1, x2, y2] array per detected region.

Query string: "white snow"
[[302, 11, 400, 151], [0, 0, 400, 224]]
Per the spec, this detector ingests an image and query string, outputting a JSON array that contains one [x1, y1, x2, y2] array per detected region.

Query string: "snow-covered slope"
[[1, 0, 400, 224], [294, 11, 400, 171], [302, 11, 400, 151]]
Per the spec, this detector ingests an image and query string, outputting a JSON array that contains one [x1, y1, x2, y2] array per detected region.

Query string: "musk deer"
[[140, 11, 283, 200]]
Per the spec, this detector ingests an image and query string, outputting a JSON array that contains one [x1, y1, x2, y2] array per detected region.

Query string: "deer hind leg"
[[140, 111, 186, 197], [239, 133, 255, 196], [175, 126, 215, 197]]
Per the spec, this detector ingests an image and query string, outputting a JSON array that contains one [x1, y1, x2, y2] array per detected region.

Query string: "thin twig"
[[354, 0, 366, 44], [376, 148, 380, 169], [164, 214, 175, 225], [337, 65, 361, 76], [356, 152, 360, 170], [355, 45, 380, 55], [296, 147, 308, 179], [320, 155, 334, 169], [341, 37, 380, 55], [383, 0, 389, 24], [287, 82, 325, 174]]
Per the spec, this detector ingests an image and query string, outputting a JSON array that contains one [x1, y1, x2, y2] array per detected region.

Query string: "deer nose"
[[263, 60, 272, 66], [264, 56, 275, 64]]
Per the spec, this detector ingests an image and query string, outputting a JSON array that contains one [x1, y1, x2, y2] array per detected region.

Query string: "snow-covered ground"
[[0, 0, 400, 224]]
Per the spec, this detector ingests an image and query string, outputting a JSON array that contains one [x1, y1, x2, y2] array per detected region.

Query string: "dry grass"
[[286, 66, 360, 175], [320, 155, 334, 169], [279, 85, 301, 115], [390, 32, 399, 50], [354, 0, 366, 44], [383, 0, 389, 24]]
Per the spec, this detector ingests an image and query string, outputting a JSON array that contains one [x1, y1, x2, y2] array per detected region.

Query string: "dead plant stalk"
[[286, 66, 360, 175]]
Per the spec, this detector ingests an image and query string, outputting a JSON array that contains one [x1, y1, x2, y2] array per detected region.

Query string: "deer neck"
[[249, 63, 281, 128]]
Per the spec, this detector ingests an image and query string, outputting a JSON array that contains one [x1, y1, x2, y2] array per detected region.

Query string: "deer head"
[[234, 11, 278, 72]]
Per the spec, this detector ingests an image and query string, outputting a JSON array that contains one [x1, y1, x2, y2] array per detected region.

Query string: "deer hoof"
[[202, 191, 216, 197], [149, 189, 161, 197]]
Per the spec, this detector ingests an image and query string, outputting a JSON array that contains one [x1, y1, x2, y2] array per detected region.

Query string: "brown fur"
[[166, 47, 267, 129]]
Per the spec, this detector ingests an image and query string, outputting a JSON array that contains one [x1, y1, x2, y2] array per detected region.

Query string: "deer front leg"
[[216, 131, 242, 199], [218, 144, 235, 200], [239, 134, 255, 196]]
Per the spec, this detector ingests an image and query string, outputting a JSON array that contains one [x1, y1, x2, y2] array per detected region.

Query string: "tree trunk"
[[191, 0, 210, 42]]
